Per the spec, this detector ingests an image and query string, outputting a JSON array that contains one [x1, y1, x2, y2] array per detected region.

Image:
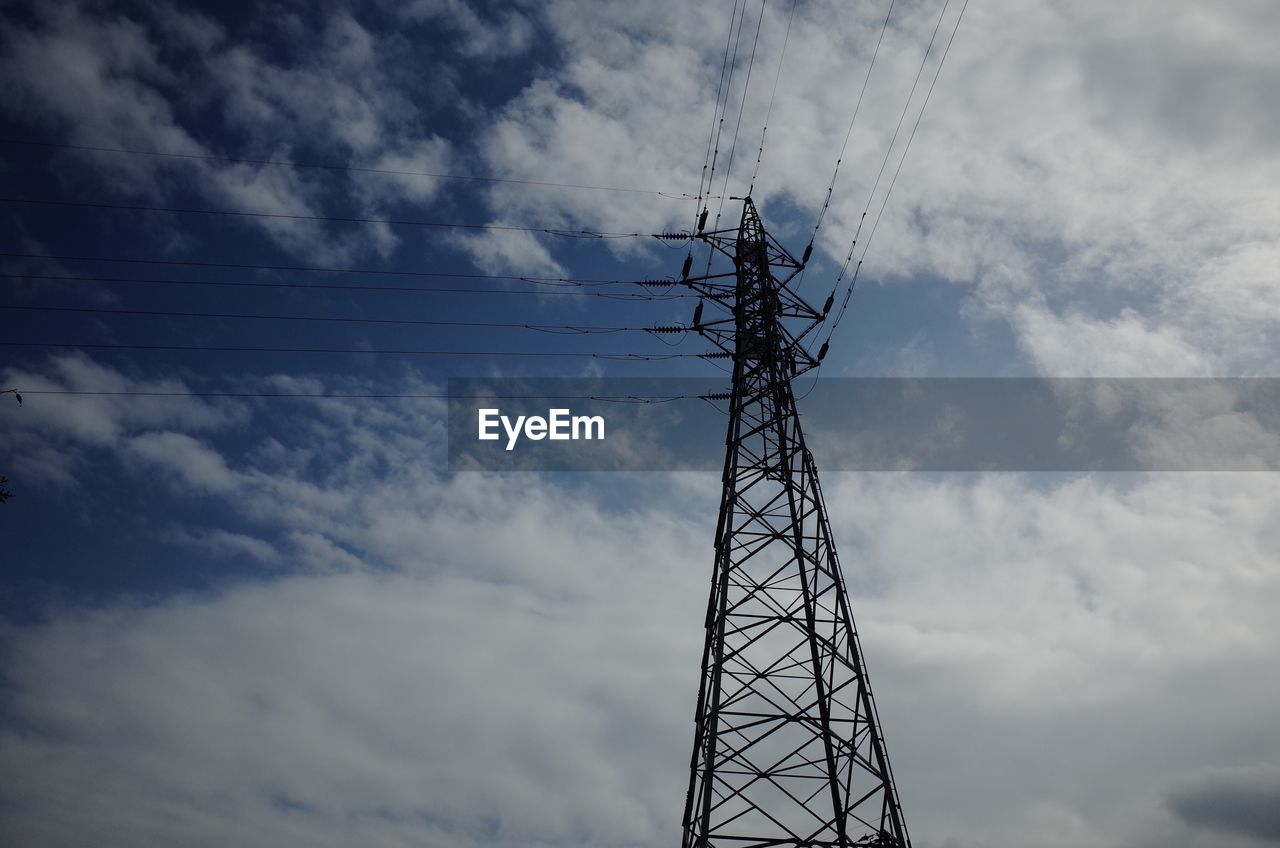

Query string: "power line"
[[748, 0, 798, 196], [0, 197, 655, 239], [806, 0, 898, 253], [1, 272, 689, 301], [715, 0, 768, 207], [825, 0, 970, 342], [702, 0, 751, 237], [694, 0, 748, 230], [2, 341, 716, 360], [0, 251, 664, 284], [0, 138, 697, 200], [693, 0, 765, 287], [2, 304, 653, 334], [830, 0, 952, 288], [10, 389, 697, 403], [858, 0, 970, 271]]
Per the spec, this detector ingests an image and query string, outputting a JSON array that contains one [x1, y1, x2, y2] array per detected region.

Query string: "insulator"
[[697, 208, 709, 233], [823, 293, 834, 315], [638, 278, 675, 287], [692, 300, 704, 327], [802, 241, 813, 265], [655, 232, 688, 241], [681, 253, 693, 280], [700, 392, 731, 401], [647, 325, 687, 334], [700, 351, 731, 360], [817, 341, 830, 362]]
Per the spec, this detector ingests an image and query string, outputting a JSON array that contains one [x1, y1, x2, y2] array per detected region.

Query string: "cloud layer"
[[3, 356, 1279, 847], [3, 1, 1279, 846]]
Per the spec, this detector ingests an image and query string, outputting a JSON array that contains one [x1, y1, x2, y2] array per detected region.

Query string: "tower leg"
[[680, 200, 910, 848]]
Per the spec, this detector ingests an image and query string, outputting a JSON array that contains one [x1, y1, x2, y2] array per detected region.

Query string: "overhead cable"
[[747, 0, 798, 196], [1, 341, 715, 360], [0, 138, 697, 200], [1, 272, 688, 301], [2, 304, 654, 335], [0, 197, 655, 239], [824, 0, 970, 342]]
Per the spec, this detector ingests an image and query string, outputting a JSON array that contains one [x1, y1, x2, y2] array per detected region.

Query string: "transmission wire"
[[698, 0, 764, 283], [0, 251, 663, 284], [823, 0, 970, 343], [808, 0, 898, 246], [0, 138, 698, 200], [694, 0, 748, 231], [1, 342, 715, 360], [1, 304, 664, 335], [0, 197, 655, 239], [703, 0, 751, 238], [747, 0, 798, 197], [9, 388, 700, 403], [714, 0, 768, 213], [1, 272, 689, 301]]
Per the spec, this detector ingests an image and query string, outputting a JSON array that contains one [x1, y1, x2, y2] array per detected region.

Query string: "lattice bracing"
[[680, 199, 910, 848]]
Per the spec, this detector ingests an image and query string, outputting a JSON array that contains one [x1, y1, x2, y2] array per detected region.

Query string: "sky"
[[1, 0, 1279, 846]]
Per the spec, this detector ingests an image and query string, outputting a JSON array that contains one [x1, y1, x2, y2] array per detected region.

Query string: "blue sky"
[[2, 1, 1280, 847]]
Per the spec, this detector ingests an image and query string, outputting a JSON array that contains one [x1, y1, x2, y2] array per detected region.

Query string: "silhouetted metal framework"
[[679, 199, 911, 848]]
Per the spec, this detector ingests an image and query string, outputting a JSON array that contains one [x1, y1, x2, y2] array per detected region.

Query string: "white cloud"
[[8, 0, 1275, 375], [1010, 305, 1213, 377], [445, 225, 566, 277], [4, 357, 1280, 848], [0, 1, 457, 264], [4, 2, 1280, 846], [459, 0, 1280, 376], [394, 0, 535, 58], [127, 431, 241, 495], [0, 354, 245, 488], [164, 527, 281, 564]]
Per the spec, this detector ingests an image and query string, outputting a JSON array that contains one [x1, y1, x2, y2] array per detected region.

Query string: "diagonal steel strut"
[[680, 199, 911, 848]]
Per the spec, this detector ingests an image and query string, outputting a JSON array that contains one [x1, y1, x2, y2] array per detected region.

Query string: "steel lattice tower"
[[676, 199, 910, 848]]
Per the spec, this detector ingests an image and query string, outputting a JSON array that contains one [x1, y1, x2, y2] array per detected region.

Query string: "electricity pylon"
[[671, 199, 911, 848]]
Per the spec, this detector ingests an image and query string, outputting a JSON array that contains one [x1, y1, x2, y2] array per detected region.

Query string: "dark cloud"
[[1168, 767, 1280, 844]]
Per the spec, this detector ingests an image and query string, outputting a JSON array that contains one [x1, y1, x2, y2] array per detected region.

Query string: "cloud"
[[6, 0, 1276, 375], [0, 354, 244, 488], [163, 527, 281, 565], [0, 568, 696, 847], [458, 0, 1280, 375], [0, 424, 712, 846], [445, 225, 566, 276], [0, 1, 457, 264], [127, 431, 241, 495], [1010, 305, 1213, 377], [1167, 766, 1280, 844], [4, 1, 1280, 845], [4, 357, 1280, 848], [393, 0, 535, 59]]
